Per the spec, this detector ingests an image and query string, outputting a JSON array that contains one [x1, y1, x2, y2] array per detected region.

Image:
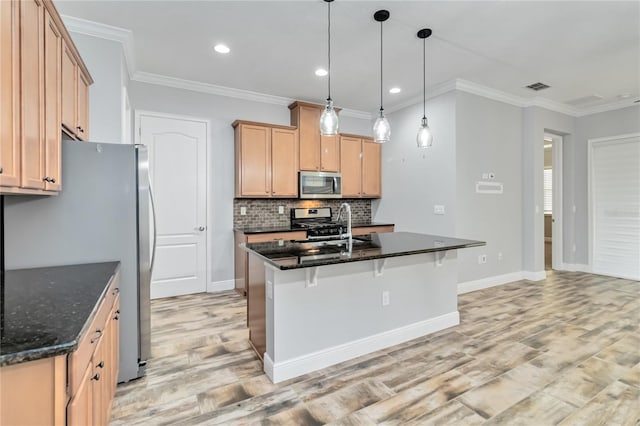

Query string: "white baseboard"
[[457, 271, 524, 294], [560, 263, 591, 273], [265, 311, 460, 384], [207, 279, 234, 292], [522, 270, 547, 281]]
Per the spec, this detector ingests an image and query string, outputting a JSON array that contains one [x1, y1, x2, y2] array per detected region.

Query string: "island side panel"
[[267, 251, 458, 382], [247, 253, 267, 359]]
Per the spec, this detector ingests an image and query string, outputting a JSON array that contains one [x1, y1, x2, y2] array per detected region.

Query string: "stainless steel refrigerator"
[[3, 140, 155, 382]]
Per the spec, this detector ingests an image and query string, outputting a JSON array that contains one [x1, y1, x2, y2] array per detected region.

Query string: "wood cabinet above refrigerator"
[[0, 0, 92, 196]]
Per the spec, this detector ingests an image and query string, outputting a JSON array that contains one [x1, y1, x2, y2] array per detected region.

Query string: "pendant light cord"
[[379, 20, 383, 112], [422, 37, 426, 119], [327, 1, 331, 101]]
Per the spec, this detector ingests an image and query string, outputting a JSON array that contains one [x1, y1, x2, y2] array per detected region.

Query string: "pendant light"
[[416, 28, 433, 148], [372, 10, 390, 143], [319, 0, 339, 136]]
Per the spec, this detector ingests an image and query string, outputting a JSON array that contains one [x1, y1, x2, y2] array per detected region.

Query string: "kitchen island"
[[243, 232, 485, 383]]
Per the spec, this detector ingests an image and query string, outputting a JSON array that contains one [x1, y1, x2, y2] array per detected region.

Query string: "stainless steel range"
[[290, 207, 344, 240]]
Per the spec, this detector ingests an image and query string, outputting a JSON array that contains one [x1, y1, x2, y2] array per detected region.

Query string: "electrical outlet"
[[482, 173, 489, 179], [240, 207, 247, 216], [434, 205, 445, 215], [278, 205, 284, 214], [478, 254, 487, 264], [382, 290, 390, 306]]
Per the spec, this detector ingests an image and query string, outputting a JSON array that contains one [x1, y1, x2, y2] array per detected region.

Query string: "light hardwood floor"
[[110, 272, 640, 425]]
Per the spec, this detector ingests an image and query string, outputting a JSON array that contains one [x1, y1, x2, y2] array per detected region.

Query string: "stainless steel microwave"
[[299, 171, 342, 199]]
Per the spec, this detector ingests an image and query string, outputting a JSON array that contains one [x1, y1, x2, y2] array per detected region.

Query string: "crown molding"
[[132, 71, 293, 105], [61, 15, 136, 79], [575, 98, 639, 117]]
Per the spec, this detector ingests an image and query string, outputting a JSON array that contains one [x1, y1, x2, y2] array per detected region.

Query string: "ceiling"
[[55, 1, 640, 114]]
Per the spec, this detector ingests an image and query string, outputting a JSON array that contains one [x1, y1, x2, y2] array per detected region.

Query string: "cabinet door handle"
[[76, 126, 84, 133], [91, 373, 101, 381], [42, 177, 56, 184], [91, 329, 103, 344], [96, 361, 104, 369], [112, 287, 120, 295]]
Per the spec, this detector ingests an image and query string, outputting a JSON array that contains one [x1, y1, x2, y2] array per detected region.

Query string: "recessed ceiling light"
[[213, 44, 230, 54], [389, 87, 401, 94], [315, 68, 328, 77]]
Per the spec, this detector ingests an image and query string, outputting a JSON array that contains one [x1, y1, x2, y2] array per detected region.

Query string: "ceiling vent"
[[525, 82, 550, 91], [566, 94, 604, 106]]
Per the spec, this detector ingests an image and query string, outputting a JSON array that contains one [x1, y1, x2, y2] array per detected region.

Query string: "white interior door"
[[138, 112, 208, 298], [590, 134, 640, 280]]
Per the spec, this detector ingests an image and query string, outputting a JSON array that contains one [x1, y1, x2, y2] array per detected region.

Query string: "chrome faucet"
[[336, 203, 352, 241]]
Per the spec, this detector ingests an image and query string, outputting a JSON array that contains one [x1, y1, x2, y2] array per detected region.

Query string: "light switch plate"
[[434, 205, 445, 215]]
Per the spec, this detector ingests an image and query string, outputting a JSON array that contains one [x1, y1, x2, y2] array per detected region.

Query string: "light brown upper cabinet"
[[61, 40, 90, 141], [340, 134, 382, 198], [43, 6, 62, 191], [0, 0, 21, 188], [289, 101, 340, 172], [233, 120, 298, 198], [1, 0, 92, 196]]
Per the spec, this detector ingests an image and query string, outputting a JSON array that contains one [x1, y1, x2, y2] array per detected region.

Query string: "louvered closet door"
[[591, 135, 640, 280]]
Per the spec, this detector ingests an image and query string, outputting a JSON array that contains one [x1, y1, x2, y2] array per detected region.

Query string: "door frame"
[[588, 132, 640, 272], [134, 109, 212, 293], [545, 133, 563, 270]]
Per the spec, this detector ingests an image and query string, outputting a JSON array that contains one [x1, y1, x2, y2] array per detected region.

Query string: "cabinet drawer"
[[246, 231, 306, 244], [352, 225, 394, 236], [68, 274, 119, 396]]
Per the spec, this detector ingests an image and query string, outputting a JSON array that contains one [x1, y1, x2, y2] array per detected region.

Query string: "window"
[[544, 168, 552, 213]]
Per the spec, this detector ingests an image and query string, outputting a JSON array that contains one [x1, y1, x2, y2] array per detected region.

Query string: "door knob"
[[198, 226, 206, 231]]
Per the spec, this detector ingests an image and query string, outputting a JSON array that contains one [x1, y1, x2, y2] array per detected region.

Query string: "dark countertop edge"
[[0, 343, 76, 366], [235, 223, 395, 234], [0, 262, 121, 367], [243, 240, 486, 270]]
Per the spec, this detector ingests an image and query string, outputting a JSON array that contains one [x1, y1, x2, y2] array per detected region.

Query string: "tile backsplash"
[[234, 199, 371, 228]]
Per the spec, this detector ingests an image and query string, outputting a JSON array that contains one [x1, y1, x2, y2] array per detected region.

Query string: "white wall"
[[69, 33, 126, 143], [455, 92, 523, 282], [373, 92, 457, 236], [574, 105, 640, 265], [129, 81, 372, 286]]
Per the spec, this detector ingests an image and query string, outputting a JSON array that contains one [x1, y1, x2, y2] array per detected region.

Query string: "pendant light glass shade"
[[373, 110, 391, 143], [416, 28, 433, 149], [320, 0, 338, 136], [417, 117, 433, 148], [320, 99, 339, 135], [373, 10, 390, 144]]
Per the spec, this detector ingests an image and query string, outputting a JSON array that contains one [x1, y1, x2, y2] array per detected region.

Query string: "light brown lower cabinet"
[[0, 272, 120, 426], [351, 225, 394, 236], [234, 230, 307, 297]]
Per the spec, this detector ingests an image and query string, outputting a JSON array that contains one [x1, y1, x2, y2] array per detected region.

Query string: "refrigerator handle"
[[149, 184, 158, 272]]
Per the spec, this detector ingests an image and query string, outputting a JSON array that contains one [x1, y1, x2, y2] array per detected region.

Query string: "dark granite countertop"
[[243, 232, 485, 270], [236, 222, 395, 234], [0, 262, 120, 366]]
